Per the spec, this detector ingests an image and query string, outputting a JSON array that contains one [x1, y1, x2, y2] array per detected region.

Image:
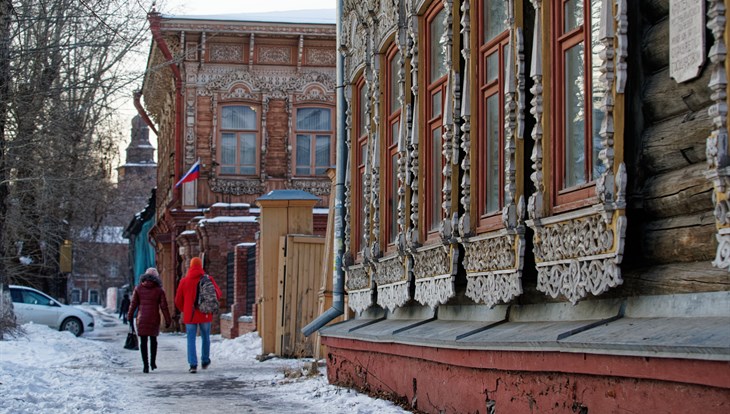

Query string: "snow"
[[199, 216, 258, 224], [165, 9, 336, 25], [0, 308, 410, 414]]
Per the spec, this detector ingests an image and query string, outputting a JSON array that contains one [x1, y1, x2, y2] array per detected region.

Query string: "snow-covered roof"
[[199, 216, 258, 225], [164, 9, 336, 25], [211, 202, 251, 208], [237, 242, 257, 247]]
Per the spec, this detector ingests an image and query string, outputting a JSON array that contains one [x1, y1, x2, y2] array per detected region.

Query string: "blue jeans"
[[185, 322, 211, 367]]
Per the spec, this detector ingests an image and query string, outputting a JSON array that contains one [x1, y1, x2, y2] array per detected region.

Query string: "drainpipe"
[[133, 90, 159, 136], [302, 0, 346, 337], [148, 11, 183, 200]]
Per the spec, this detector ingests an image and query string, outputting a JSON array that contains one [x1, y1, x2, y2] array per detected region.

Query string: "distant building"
[[137, 9, 335, 332], [67, 115, 156, 305]]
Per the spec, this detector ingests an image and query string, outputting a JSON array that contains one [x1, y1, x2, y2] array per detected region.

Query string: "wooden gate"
[[276, 234, 325, 357]]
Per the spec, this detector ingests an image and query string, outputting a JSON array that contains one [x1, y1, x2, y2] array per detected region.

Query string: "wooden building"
[[318, 1, 730, 412], [138, 9, 336, 332]]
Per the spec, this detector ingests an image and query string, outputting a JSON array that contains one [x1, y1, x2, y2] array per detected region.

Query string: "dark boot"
[[150, 337, 158, 370], [140, 336, 149, 373]]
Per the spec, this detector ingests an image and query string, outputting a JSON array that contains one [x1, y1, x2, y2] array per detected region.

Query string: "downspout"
[[302, 0, 346, 337], [133, 90, 159, 136], [148, 11, 183, 200]]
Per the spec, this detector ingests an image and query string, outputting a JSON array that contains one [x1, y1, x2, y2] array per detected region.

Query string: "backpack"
[[195, 274, 219, 314]]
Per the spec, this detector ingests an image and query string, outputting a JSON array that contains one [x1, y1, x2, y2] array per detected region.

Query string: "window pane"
[[240, 134, 256, 175], [486, 51, 499, 83], [486, 93, 501, 214], [484, 0, 507, 42], [221, 133, 236, 170], [359, 84, 367, 137], [297, 134, 311, 172], [564, 0, 583, 33], [359, 170, 366, 249], [389, 153, 398, 244], [564, 43, 586, 188], [432, 90, 442, 118], [297, 107, 331, 131], [390, 50, 401, 113], [315, 135, 330, 175], [430, 8, 447, 83], [590, 0, 606, 180], [430, 127, 442, 231], [222, 106, 256, 130], [391, 120, 400, 146]]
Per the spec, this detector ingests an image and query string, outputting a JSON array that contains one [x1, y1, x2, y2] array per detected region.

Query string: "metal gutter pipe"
[[132, 90, 159, 136], [302, 0, 346, 337], [148, 11, 183, 200]]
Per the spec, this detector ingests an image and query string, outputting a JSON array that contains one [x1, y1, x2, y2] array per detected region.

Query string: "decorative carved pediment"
[[209, 43, 244, 63], [207, 177, 264, 195]]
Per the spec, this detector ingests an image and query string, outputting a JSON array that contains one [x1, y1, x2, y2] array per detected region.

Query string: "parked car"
[[8, 285, 95, 336]]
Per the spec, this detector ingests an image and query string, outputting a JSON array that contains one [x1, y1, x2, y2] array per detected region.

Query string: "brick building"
[[137, 8, 335, 333]]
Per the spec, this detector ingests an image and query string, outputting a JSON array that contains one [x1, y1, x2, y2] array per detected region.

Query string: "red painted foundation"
[[322, 337, 730, 413]]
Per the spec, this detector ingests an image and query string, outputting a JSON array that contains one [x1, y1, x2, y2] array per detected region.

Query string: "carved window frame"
[[216, 103, 261, 178], [550, 0, 604, 213], [423, 1, 448, 242], [384, 42, 403, 252], [352, 75, 369, 260], [292, 105, 336, 177], [476, 0, 511, 233]]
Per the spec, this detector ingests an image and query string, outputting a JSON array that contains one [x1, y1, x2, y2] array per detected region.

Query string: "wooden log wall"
[[624, 0, 727, 294]]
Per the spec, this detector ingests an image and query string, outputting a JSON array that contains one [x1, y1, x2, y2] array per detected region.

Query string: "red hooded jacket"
[[175, 258, 222, 324]]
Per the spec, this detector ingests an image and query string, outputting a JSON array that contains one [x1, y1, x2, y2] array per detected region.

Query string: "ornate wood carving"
[[346, 264, 373, 314], [207, 177, 264, 195], [413, 244, 454, 308], [458, 0, 472, 238], [374, 255, 408, 311], [306, 47, 337, 66], [289, 179, 332, 195], [462, 1, 526, 308], [257, 46, 292, 65], [209, 43, 244, 63], [526, 0, 627, 304], [706, 0, 730, 270]]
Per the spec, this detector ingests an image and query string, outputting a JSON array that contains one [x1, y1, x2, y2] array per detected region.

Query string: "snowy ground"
[[0, 306, 411, 414]]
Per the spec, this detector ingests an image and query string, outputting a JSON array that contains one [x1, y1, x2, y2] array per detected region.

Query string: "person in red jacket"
[[175, 257, 221, 373], [127, 268, 172, 373]]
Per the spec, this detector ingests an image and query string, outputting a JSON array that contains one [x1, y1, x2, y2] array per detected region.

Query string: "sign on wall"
[[669, 0, 706, 83]]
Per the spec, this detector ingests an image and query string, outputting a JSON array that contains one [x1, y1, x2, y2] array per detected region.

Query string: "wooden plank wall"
[[276, 235, 325, 358]]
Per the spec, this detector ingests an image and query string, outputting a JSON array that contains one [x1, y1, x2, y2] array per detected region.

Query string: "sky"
[[0, 305, 410, 414]]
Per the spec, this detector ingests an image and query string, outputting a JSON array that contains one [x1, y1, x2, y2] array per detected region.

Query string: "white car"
[[8, 285, 95, 336]]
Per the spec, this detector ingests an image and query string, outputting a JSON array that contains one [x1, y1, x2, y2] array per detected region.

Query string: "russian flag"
[[175, 159, 200, 188]]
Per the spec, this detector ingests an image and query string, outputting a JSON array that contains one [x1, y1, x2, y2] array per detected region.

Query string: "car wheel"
[[61, 317, 83, 336]]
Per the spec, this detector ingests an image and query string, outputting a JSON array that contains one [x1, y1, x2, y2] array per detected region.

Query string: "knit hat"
[[145, 267, 159, 277]]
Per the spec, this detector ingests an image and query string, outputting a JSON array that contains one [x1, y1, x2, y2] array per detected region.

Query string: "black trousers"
[[139, 336, 158, 366]]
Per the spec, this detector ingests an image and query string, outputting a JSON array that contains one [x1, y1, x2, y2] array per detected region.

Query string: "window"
[[353, 76, 368, 254], [385, 44, 402, 247], [219, 105, 258, 175], [425, 3, 447, 236], [553, 0, 606, 210], [295, 107, 333, 176], [477, 0, 509, 231]]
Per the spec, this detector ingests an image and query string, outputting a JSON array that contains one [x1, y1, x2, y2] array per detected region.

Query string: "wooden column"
[[256, 190, 319, 355]]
